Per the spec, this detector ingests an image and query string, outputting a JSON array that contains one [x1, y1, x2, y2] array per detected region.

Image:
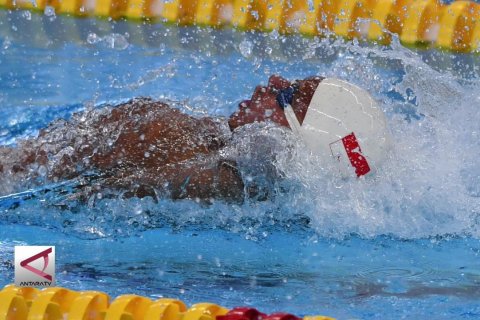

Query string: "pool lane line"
[[0, 284, 336, 320], [0, 0, 479, 53]]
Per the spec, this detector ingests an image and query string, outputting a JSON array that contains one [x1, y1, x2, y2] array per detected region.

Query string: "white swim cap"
[[281, 78, 390, 178]]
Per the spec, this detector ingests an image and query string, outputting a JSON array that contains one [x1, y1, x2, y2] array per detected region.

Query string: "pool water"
[[1, 10, 480, 320]]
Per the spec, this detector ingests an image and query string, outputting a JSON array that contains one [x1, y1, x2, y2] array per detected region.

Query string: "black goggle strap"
[[276, 82, 299, 110], [275, 82, 302, 135]]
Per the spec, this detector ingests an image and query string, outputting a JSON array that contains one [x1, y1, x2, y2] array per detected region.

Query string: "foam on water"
[[0, 20, 479, 240], [281, 43, 480, 239]]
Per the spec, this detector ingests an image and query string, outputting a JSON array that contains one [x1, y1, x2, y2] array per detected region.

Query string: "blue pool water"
[[1, 11, 480, 319]]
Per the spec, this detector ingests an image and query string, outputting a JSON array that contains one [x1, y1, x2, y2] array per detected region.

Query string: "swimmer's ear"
[[268, 75, 290, 90]]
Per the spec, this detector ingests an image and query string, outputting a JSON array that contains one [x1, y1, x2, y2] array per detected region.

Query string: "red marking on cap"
[[341, 132, 371, 177]]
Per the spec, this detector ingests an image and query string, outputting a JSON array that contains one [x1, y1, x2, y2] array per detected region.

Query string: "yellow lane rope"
[[0, 0, 479, 52], [0, 284, 335, 320]]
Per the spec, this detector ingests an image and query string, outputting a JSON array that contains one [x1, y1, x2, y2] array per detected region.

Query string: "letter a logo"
[[20, 247, 53, 281], [15, 246, 55, 287]]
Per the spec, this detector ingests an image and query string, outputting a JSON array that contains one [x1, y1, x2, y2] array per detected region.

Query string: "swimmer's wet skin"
[[0, 98, 246, 202], [0, 75, 386, 203]]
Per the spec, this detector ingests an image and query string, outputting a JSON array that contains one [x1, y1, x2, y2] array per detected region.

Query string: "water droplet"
[[239, 39, 253, 58], [44, 6, 56, 17], [104, 33, 129, 50], [37, 166, 47, 177], [87, 33, 99, 45], [21, 10, 31, 20], [2, 37, 11, 50]]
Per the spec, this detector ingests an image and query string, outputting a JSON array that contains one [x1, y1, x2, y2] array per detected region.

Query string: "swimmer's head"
[[229, 75, 390, 178], [228, 75, 323, 131]]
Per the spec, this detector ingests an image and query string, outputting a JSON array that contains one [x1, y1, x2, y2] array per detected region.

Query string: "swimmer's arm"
[[172, 160, 244, 202], [98, 159, 245, 202], [0, 99, 242, 202], [1, 99, 215, 177]]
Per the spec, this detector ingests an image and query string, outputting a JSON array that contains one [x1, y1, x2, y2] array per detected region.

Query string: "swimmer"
[[0, 75, 389, 203]]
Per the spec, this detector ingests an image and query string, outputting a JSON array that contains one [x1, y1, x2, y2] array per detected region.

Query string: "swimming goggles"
[[276, 81, 299, 110], [275, 81, 303, 135]]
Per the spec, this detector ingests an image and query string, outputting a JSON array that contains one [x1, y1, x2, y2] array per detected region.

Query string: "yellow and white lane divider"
[[0, 0, 479, 53], [0, 284, 335, 320]]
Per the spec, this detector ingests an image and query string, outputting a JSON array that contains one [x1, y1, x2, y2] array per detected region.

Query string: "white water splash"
[[1, 25, 479, 240], [87, 32, 130, 50]]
